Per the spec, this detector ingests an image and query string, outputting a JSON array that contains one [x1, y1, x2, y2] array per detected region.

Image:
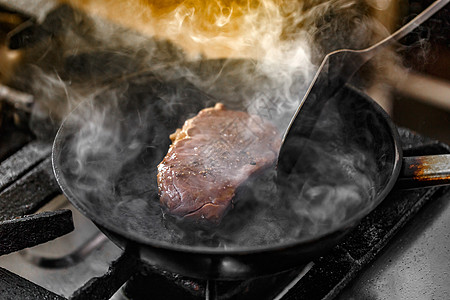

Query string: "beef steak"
[[157, 103, 281, 224]]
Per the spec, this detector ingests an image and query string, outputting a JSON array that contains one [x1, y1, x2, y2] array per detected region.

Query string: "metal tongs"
[[277, 0, 449, 175]]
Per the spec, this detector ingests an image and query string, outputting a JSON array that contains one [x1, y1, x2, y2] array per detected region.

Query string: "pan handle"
[[397, 154, 450, 189]]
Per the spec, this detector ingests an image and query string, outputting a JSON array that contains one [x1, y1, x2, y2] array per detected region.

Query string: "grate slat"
[[0, 157, 60, 221], [0, 209, 73, 256], [0, 267, 66, 300], [0, 140, 51, 192], [70, 251, 140, 300]]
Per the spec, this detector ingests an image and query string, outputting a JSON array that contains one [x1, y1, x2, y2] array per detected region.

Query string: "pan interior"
[[53, 73, 398, 252]]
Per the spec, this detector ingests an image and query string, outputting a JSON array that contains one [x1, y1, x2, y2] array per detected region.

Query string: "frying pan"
[[52, 72, 450, 280]]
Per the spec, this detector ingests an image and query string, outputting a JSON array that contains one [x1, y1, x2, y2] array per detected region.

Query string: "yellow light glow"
[[60, 0, 297, 59]]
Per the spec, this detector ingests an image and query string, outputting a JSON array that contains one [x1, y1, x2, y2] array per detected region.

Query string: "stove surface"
[[339, 184, 450, 300]]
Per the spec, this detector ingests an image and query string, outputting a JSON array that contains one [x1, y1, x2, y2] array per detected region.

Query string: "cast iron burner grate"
[[0, 111, 449, 300]]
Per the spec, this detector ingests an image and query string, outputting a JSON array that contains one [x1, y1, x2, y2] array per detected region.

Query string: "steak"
[[157, 103, 281, 224]]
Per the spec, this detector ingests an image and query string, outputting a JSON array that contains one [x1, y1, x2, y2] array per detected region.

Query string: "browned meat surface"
[[157, 103, 281, 224]]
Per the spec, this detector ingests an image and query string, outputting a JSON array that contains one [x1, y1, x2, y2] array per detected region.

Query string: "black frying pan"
[[52, 72, 450, 280]]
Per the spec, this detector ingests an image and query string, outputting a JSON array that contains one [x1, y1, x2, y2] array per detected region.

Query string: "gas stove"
[[0, 1, 449, 299], [0, 119, 449, 299]]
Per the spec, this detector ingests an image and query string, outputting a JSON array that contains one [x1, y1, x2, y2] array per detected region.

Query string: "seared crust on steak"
[[157, 103, 281, 224]]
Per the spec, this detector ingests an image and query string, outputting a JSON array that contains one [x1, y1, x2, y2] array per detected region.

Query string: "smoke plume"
[[11, 0, 399, 249]]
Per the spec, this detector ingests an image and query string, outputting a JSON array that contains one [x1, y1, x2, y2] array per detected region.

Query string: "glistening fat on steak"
[[157, 103, 281, 224]]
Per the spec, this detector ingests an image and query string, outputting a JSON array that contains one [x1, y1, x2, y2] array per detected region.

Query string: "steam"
[[11, 0, 392, 131], [10, 1, 398, 248]]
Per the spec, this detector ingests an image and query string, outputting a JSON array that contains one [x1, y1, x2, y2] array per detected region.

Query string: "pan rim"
[[52, 84, 403, 255]]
